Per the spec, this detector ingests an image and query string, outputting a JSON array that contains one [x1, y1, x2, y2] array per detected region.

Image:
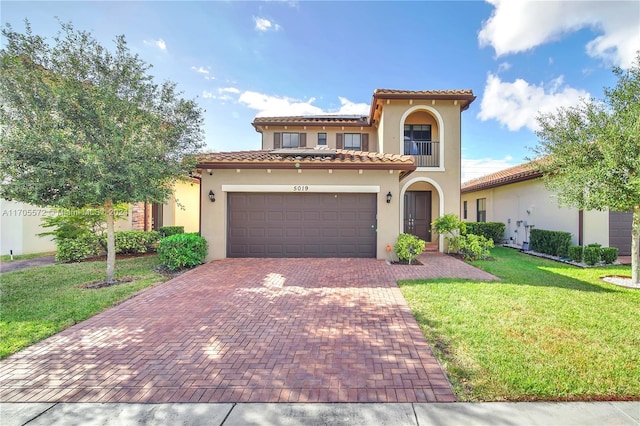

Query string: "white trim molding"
[[221, 185, 380, 193]]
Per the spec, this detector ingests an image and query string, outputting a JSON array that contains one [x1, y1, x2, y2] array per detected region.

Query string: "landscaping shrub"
[[394, 233, 426, 264], [457, 234, 494, 261], [464, 222, 506, 244], [55, 233, 102, 262], [584, 246, 601, 266], [601, 247, 618, 264], [568, 245, 584, 263], [158, 226, 184, 238], [100, 230, 160, 254], [529, 229, 572, 257], [158, 233, 208, 270], [431, 214, 465, 253]]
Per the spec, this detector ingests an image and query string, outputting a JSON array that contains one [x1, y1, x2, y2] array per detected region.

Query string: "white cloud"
[[191, 66, 214, 80], [462, 156, 517, 183], [497, 62, 511, 73], [479, 0, 639, 67], [477, 73, 590, 132], [336, 97, 370, 115], [237, 91, 369, 117], [202, 90, 215, 99], [220, 87, 240, 94], [254, 17, 281, 32], [144, 38, 167, 51]]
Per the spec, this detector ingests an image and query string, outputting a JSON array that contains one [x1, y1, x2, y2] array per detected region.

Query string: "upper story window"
[[404, 124, 432, 155], [282, 132, 300, 148], [317, 133, 327, 146], [344, 133, 361, 150], [336, 133, 369, 151], [477, 198, 487, 222], [273, 132, 307, 149]]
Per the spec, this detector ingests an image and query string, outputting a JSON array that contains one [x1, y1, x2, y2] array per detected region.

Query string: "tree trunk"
[[632, 205, 640, 285], [105, 199, 116, 284]]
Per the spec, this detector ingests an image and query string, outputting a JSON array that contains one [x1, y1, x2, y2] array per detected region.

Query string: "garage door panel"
[[228, 192, 376, 258]]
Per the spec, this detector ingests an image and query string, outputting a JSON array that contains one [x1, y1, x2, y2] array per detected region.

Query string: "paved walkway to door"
[[0, 254, 496, 404]]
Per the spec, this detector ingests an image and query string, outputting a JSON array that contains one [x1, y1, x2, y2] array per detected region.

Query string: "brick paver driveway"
[[0, 254, 495, 403]]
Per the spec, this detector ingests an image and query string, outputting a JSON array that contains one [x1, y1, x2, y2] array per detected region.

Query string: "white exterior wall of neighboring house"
[[0, 199, 57, 256], [461, 177, 612, 248]]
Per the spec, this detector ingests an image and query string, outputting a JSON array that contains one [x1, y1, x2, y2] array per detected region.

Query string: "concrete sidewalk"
[[2, 402, 639, 426]]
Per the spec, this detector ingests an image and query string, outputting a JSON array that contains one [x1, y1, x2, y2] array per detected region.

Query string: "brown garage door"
[[609, 211, 632, 256], [228, 193, 377, 258]]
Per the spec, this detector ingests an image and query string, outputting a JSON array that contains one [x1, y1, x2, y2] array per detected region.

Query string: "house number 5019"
[[293, 185, 309, 192]]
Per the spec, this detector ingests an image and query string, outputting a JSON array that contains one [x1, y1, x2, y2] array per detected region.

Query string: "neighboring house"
[[197, 88, 476, 260], [0, 179, 200, 256], [460, 161, 633, 255]]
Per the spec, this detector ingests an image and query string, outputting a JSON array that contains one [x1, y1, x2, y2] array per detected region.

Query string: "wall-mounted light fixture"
[[386, 191, 392, 204], [208, 190, 216, 203]]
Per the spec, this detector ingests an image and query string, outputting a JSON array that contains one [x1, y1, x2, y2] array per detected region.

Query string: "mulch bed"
[[80, 252, 157, 262], [80, 276, 136, 289]]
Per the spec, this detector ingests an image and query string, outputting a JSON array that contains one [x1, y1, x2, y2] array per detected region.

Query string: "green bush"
[[601, 247, 618, 264], [158, 226, 184, 238], [394, 233, 426, 264], [158, 233, 208, 270], [100, 230, 160, 254], [584, 246, 601, 266], [431, 214, 465, 253], [529, 229, 572, 257], [55, 233, 102, 262], [456, 234, 494, 261], [568, 245, 583, 262], [464, 222, 506, 244], [38, 205, 128, 241]]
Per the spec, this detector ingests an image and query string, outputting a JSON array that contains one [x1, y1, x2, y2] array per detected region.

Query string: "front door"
[[404, 191, 432, 242]]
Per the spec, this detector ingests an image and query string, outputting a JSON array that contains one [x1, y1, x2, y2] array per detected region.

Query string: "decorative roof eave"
[[369, 90, 476, 124], [251, 116, 370, 131], [461, 170, 543, 193]]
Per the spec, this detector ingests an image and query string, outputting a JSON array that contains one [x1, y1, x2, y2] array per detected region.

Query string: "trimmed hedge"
[[55, 233, 102, 262], [584, 246, 601, 266], [158, 226, 184, 238], [464, 222, 506, 243], [158, 233, 208, 270], [568, 245, 584, 262], [529, 229, 572, 257], [602, 247, 618, 264], [100, 230, 161, 254]]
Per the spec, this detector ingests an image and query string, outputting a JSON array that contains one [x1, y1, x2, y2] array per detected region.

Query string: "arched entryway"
[[400, 177, 445, 251]]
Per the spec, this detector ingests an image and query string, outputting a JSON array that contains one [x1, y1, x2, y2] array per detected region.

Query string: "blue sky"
[[3, 1, 638, 181]]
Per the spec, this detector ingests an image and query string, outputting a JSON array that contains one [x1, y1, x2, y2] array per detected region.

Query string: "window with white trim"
[[343, 133, 361, 150]]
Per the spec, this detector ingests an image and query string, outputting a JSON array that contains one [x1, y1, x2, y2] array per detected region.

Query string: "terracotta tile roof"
[[196, 149, 415, 171], [252, 115, 369, 127], [374, 89, 475, 97], [461, 160, 543, 193]]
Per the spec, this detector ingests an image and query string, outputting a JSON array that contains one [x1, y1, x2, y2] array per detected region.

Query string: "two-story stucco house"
[[197, 89, 475, 260]]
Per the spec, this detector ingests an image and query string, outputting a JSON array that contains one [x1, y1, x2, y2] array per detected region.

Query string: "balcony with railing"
[[404, 140, 440, 167]]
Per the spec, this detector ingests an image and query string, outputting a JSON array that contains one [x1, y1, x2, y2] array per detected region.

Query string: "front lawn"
[[0, 255, 168, 359], [399, 246, 640, 401]]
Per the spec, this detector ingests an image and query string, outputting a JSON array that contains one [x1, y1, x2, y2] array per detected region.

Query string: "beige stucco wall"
[[169, 180, 200, 233], [200, 168, 402, 261], [461, 179, 610, 247], [260, 126, 378, 152]]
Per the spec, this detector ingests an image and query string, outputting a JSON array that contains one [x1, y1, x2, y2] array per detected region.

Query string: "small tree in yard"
[[0, 21, 205, 283], [431, 214, 466, 253], [533, 52, 640, 285]]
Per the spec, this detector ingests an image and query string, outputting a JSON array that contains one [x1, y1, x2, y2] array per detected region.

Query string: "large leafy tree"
[[0, 21, 204, 283], [533, 52, 640, 285]]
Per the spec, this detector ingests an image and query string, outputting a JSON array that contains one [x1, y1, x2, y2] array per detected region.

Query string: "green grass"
[[0, 255, 168, 359], [0, 251, 56, 262], [399, 247, 640, 401]]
